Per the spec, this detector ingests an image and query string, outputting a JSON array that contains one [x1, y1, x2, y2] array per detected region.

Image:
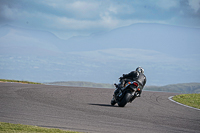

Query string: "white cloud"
[[1, 0, 200, 39], [70, 48, 182, 64], [108, 4, 134, 14], [70, 1, 98, 11], [0, 5, 19, 20], [100, 12, 116, 28], [54, 17, 96, 30], [43, 1, 101, 19], [188, 0, 200, 12], [108, 5, 118, 14], [51, 13, 118, 31], [155, 0, 179, 10]]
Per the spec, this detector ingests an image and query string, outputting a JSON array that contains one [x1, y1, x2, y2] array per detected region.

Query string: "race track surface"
[[0, 82, 200, 133]]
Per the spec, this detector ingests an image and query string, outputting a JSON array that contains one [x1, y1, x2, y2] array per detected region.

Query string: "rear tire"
[[118, 92, 131, 107]]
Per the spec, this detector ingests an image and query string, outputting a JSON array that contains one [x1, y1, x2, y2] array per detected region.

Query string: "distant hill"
[[0, 24, 65, 56], [145, 83, 200, 94], [46, 81, 115, 88], [46, 81, 200, 94]]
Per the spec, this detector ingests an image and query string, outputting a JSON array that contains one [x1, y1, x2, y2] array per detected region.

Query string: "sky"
[[0, 0, 200, 39]]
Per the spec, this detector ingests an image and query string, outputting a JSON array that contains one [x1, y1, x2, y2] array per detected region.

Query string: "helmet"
[[136, 67, 144, 74]]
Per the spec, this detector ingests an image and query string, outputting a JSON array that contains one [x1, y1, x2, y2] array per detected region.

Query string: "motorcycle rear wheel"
[[118, 92, 131, 107]]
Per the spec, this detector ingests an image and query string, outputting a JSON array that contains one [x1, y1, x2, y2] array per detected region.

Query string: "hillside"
[[145, 83, 200, 94], [46, 81, 115, 88], [46, 81, 200, 94]]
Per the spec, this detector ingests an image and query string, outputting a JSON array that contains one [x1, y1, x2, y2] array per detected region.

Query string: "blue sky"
[[0, 0, 200, 39]]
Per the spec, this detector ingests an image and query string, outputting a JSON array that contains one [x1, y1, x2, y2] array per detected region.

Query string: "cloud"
[[155, 0, 179, 10], [0, 1, 21, 23], [0, 5, 17, 21], [0, 0, 200, 39], [188, 0, 200, 12]]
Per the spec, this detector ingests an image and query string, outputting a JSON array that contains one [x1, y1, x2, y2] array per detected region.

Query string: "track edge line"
[[168, 96, 200, 111]]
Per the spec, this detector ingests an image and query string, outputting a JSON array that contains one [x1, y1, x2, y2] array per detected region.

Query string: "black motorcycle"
[[111, 81, 141, 107]]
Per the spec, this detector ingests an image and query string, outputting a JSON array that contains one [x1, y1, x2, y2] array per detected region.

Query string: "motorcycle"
[[111, 81, 141, 107]]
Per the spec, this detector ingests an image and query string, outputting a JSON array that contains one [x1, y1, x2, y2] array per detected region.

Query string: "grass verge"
[[172, 93, 200, 109], [0, 122, 81, 133], [0, 79, 42, 84]]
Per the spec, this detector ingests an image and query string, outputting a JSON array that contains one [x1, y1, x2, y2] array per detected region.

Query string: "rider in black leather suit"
[[114, 67, 146, 97]]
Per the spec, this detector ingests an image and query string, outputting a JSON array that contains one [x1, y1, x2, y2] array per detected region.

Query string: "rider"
[[114, 67, 146, 97]]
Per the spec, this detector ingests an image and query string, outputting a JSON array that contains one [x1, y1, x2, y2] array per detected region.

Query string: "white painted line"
[[168, 96, 200, 111]]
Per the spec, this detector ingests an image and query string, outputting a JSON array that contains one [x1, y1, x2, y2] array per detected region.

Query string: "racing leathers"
[[114, 71, 146, 97]]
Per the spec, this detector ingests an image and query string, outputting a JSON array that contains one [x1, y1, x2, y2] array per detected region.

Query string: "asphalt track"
[[0, 82, 200, 133]]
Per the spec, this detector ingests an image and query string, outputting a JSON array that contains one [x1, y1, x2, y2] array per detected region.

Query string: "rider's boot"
[[137, 89, 142, 97], [136, 93, 140, 97]]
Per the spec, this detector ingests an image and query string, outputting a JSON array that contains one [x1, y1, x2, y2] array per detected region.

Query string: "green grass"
[[0, 79, 42, 84], [0, 122, 81, 133], [173, 93, 200, 109]]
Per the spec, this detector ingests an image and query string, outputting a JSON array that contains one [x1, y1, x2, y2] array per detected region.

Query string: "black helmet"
[[136, 67, 144, 74]]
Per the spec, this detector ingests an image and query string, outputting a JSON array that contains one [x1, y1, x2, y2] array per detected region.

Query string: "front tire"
[[111, 99, 116, 106], [118, 92, 131, 107]]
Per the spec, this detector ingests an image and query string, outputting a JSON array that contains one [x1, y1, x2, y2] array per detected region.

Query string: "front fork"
[[114, 89, 135, 102], [113, 88, 122, 102]]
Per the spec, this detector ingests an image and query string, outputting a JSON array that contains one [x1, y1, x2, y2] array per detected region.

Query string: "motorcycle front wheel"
[[111, 99, 116, 106], [118, 92, 131, 107]]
